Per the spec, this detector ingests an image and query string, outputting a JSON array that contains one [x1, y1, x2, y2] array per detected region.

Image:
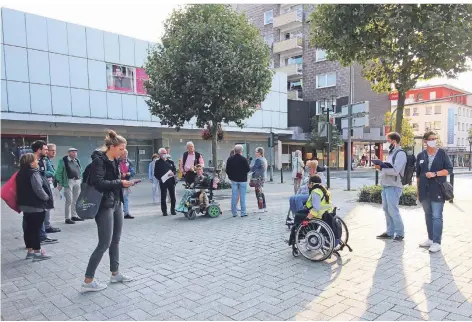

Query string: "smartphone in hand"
[[132, 179, 142, 186]]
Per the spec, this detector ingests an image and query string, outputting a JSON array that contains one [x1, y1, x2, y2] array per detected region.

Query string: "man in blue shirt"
[[416, 131, 453, 253]]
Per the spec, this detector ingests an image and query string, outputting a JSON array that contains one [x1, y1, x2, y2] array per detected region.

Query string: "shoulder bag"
[[75, 165, 103, 220]]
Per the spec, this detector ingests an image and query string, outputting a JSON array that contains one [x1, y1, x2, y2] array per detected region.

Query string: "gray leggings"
[[85, 203, 123, 278]]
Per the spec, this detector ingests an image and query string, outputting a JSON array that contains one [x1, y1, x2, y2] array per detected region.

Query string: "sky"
[[2, 0, 472, 92]]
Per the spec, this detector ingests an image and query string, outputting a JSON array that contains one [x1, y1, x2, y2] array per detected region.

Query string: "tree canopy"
[[309, 4, 472, 133], [307, 115, 343, 153], [145, 4, 273, 166], [384, 112, 415, 148]]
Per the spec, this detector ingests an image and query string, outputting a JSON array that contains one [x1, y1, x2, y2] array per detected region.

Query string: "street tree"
[[309, 4, 472, 133], [144, 4, 273, 167], [384, 112, 415, 148], [307, 115, 343, 156]]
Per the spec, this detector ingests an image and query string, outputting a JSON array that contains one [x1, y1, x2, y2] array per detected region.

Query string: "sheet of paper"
[[161, 170, 173, 183]]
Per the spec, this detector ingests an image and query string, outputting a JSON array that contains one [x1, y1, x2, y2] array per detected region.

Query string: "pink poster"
[[136, 68, 149, 95]]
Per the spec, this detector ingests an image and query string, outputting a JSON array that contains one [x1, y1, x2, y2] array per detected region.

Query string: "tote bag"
[[75, 167, 103, 220], [1, 172, 21, 213]]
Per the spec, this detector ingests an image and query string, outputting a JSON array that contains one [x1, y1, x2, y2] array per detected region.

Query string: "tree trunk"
[[211, 123, 218, 170], [395, 91, 406, 133]]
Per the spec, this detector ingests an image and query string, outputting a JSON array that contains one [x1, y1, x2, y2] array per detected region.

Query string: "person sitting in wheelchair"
[[194, 164, 210, 209], [287, 175, 334, 246]]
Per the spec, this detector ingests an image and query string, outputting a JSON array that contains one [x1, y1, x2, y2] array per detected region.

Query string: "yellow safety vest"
[[306, 188, 333, 219]]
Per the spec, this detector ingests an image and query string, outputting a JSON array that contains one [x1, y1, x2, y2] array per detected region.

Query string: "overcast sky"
[[3, 0, 472, 92]]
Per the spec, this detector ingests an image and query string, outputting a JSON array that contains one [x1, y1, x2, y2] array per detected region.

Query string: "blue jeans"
[[123, 194, 130, 215], [421, 199, 444, 244], [289, 194, 309, 214], [381, 186, 404, 237], [231, 182, 247, 216]]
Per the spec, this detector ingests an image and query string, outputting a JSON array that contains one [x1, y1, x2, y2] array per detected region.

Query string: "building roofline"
[[409, 83, 471, 94]]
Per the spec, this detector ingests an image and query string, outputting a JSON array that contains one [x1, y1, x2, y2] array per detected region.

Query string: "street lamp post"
[[321, 95, 336, 188]]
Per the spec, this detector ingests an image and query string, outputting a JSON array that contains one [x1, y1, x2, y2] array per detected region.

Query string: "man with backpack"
[[375, 132, 407, 242], [56, 148, 84, 224]]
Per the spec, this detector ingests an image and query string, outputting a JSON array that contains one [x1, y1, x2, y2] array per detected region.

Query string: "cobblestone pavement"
[[2, 176, 472, 321]]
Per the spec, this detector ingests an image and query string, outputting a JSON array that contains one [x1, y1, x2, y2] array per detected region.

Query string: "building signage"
[[136, 68, 149, 95], [389, 92, 399, 100], [447, 107, 455, 144]]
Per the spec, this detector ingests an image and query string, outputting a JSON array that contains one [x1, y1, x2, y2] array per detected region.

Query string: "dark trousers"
[[255, 185, 266, 209], [23, 211, 46, 251], [159, 180, 176, 214], [289, 212, 308, 246]]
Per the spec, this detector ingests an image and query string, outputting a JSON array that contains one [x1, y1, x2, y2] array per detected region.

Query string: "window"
[[408, 94, 415, 100], [264, 10, 273, 25], [263, 34, 274, 47], [463, 123, 466, 131], [425, 122, 432, 131], [316, 49, 327, 61], [458, 122, 461, 131], [404, 108, 410, 116], [412, 123, 419, 131], [288, 55, 303, 65], [417, 93, 424, 101], [426, 106, 432, 115], [434, 121, 441, 130], [316, 99, 331, 115], [413, 108, 419, 116], [434, 105, 441, 114], [459, 108, 462, 116], [430, 91, 436, 100], [316, 72, 336, 88], [285, 32, 290, 40], [106, 64, 135, 92]]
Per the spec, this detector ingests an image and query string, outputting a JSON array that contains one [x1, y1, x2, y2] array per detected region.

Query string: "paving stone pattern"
[[2, 178, 472, 321]]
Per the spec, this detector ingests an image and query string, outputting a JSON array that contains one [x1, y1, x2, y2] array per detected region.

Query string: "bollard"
[[449, 172, 454, 203], [281, 167, 284, 183], [375, 170, 379, 185]]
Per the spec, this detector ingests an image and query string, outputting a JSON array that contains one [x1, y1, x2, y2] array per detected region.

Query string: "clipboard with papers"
[[161, 170, 174, 183], [372, 160, 393, 169]]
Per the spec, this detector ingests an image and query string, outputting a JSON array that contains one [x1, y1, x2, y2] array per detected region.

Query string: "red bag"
[[1, 171, 21, 213], [296, 173, 303, 179]]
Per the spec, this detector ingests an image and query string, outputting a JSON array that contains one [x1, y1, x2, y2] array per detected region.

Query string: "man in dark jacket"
[[226, 144, 250, 217], [154, 148, 177, 216]]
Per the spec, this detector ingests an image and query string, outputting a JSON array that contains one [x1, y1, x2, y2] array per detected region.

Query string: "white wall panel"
[[86, 28, 105, 61], [49, 53, 70, 87], [1, 46, 5, 80], [1, 80, 8, 111], [119, 35, 135, 66], [90, 90, 107, 118], [104, 32, 120, 63], [106, 92, 122, 119], [69, 57, 88, 89], [30, 83, 52, 114], [67, 23, 87, 58], [71, 88, 90, 117], [28, 49, 50, 85], [26, 13, 48, 51], [47, 19, 68, 54], [134, 39, 149, 68], [88, 60, 106, 91], [51, 86, 71, 115], [136, 96, 151, 121], [2, 8, 26, 47], [7, 81, 30, 113], [4, 45, 29, 82], [122, 94, 137, 120]]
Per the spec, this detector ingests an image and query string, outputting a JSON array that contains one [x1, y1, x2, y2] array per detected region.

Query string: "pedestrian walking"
[[17, 153, 54, 262], [180, 141, 204, 185], [375, 132, 407, 242], [416, 131, 453, 253], [82, 130, 134, 293], [149, 154, 160, 204], [251, 147, 268, 213], [56, 148, 83, 224], [154, 148, 177, 216], [229, 149, 241, 211], [226, 144, 250, 217], [44, 143, 61, 233], [120, 149, 135, 219], [292, 150, 305, 194]]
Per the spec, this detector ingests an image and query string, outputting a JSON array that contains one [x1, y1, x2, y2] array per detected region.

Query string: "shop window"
[[106, 64, 135, 92]]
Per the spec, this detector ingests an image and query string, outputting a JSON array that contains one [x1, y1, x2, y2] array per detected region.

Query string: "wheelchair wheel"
[[207, 205, 221, 218], [295, 219, 335, 262], [334, 217, 349, 252], [187, 210, 196, 220]]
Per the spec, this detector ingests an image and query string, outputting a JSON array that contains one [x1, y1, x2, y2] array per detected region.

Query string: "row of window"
[[407, 91, 466, 105], [456, 138, 470, 146], [456, 122, 471, 132], [458, 107, 472, 117], [404, 106, 441, 116]]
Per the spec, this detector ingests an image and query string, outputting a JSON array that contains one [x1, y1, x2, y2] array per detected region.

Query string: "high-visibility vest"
[[306, 188, 333, 219]]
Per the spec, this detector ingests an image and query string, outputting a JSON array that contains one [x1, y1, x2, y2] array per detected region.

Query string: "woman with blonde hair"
[[292, 150, 305, 194]]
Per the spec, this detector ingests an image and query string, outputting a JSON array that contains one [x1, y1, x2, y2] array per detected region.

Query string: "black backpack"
[[392, 150, 415, 186]]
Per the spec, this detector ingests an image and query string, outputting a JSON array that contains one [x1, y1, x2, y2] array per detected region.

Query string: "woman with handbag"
[[416, 131, 453, 253], [250, 147, 268, 213], [81, 130, 135, 293], [292, 150, 305, 194], [17, 153, 54, 261]]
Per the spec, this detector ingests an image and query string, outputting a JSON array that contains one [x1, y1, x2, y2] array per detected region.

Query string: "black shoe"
[[45, 227, 61, 233], [376, 232, 392, 239], [124, 214, 135, 219], [393, 235, 404, 242], [41, 237, 58, 245], [163, 213, 168, 216], [171, 211, 176, 216], [71, 216, 84, 222], [65, 219, 75, 224]]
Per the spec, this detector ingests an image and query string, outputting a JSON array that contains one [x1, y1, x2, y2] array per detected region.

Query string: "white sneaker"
[[419, 239, 433, 248], [81, 279, 108, 293], [110, 272, 134, 283], [429, 243, 441, 253]]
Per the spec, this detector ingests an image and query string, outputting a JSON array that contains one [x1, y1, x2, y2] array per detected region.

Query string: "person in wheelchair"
[[194, 165, 210, 210], [287, 175, 333, 246]]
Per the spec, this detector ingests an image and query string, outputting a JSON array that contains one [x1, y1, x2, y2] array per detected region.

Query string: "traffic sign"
[[341, 101, 369, 116]]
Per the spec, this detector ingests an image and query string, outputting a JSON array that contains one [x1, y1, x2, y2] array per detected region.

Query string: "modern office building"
[[235, 4, 391, 166], [1, 8, 292, 179]]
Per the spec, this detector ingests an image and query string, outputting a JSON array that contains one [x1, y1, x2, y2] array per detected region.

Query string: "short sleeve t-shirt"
[[427, 150, 438, 171]]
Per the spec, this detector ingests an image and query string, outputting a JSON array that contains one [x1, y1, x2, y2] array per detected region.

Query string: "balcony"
[[273, 37, 303, 55], [275, 63, 302, 78], [288, 89, 303, 101], [273, 9, 303, 30]]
